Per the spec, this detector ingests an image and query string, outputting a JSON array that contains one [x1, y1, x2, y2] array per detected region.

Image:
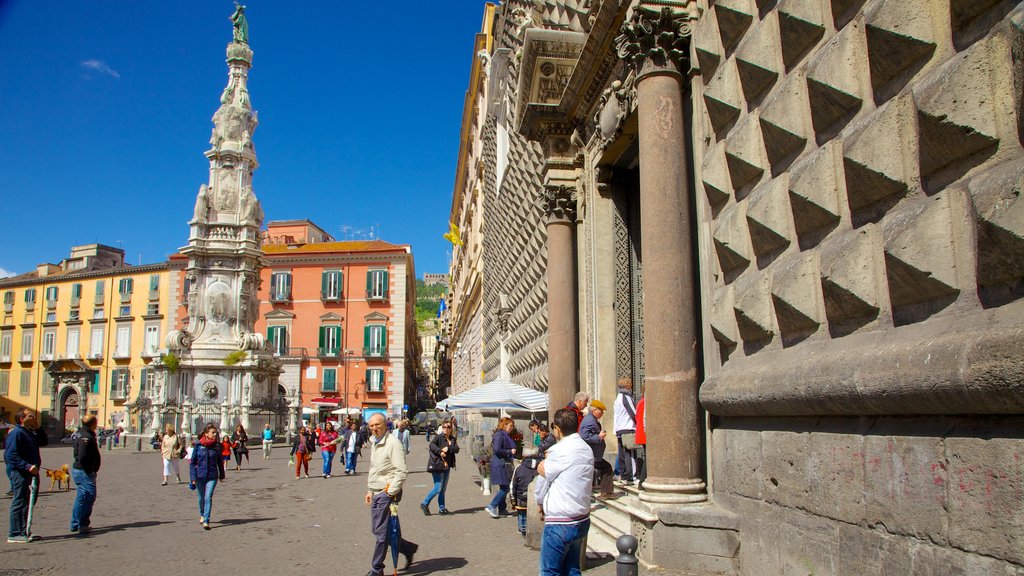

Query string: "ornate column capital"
[[615, 5, 693, 81], [544, 185, 578, 223]]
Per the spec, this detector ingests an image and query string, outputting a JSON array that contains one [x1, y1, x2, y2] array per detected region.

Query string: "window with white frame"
[[0, 332, 11, 361], [115, 325, 131, 358], [111, 368, 129, 399], [3, 291, 13, 310], [41, 330, 55, 360], [322, 368, 337, 392], [89, 326, 104, 358], [45, 286, 58, 303], [66, 328, 80, 359], [118, 304, 131, 317], [322, 270, 342, 301], [46, 312, 56, 322], [318, 325, 341, 356], [366, 368, 385, 392], [270, 272, 292, 301], [24, 288, 36, 310], [93, 307, 105, 320], [363, 324, 387, 357], [366, 269, 389, 300], [0, 372, 8, 395], [141, 368, 156, 397], [144, 325, 160, 356], [267, 326, 287, 356], [20, 332, 33, 361], [71, 283, 82, 305], [118, 278, 134, 295], [20, 371, 30, 395]]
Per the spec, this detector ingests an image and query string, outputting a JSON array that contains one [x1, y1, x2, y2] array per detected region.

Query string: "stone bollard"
[[106, 437, 112, 451], [616, 534, 639, 576], [136, 437, 143, 452]]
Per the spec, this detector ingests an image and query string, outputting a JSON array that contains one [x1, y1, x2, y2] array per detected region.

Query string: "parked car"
[[409, 410, 448, 435]]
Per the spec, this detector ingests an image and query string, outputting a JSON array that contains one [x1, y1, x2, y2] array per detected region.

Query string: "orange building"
[[171, 220, 421, 424]]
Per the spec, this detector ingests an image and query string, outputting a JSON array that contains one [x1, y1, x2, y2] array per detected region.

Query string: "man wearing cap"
[[578, 400, 616, 497]]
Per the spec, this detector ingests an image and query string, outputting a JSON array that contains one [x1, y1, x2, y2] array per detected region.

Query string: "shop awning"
[[310, 397, 341, 406], [435, 380, 548, 412]]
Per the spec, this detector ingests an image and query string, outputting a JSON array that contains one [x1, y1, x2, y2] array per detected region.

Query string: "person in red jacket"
[[635, 395, 647, 489], [564, 391, 590, 432]]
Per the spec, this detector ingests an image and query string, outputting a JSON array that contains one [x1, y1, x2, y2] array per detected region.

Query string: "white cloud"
[[0, 268, 13, 279], [80, 59, 120, 79]]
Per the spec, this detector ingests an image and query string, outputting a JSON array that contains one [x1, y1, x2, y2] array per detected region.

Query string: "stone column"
[[545, 185, 579, 423], [618, 5, 706, 504]]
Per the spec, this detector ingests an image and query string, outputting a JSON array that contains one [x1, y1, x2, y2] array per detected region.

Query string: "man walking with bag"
[[613, 377, 638, 484], [364, 413, 417, 576]]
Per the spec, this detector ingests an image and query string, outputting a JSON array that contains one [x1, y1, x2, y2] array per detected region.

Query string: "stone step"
[[602, 492, 659, 523], [591, 501, 631, 534], [585, 520, 618, 559]]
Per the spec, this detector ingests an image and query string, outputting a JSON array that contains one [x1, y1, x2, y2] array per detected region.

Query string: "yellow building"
[[0, 244, 176, 437]]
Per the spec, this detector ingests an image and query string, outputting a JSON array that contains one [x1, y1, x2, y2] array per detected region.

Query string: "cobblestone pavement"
[[2, 436, 698, 576]]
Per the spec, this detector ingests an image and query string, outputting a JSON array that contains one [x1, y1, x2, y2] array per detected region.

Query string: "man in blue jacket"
[[579, 400, 616, 497], [4, 408, 48, 543]]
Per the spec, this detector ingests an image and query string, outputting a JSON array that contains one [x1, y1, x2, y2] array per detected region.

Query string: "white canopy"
[[436, 380, 547, 412], [301, 407, 318, 415], [330, 407, 361, 415]]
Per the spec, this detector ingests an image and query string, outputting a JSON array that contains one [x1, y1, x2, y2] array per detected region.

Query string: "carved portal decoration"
[[206, 281, 232, 325], [545, 185, 578, 223], [615, 6, 691, 79]]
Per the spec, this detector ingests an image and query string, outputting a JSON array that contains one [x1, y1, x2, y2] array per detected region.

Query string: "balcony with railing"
[[321, 290, 343, 303], [270, 290, 292, 303], [317, 347, 341, 359], [362, 346, 387, 359]]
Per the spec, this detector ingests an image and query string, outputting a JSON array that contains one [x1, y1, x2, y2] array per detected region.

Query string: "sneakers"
[[203, 522, 210, 530], [7, 535, 33, 543], [420, 503, 431, 516], [161, 480, 168, 486], [484, 505, 499, 519], [304, 474, 310, 479], [79, 525, 90, 535], [326, 474, 332, 479], [438, 508, 451, 515]]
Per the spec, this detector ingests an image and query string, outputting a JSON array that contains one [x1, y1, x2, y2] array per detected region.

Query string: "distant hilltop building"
[[422, 274, 448, 286]]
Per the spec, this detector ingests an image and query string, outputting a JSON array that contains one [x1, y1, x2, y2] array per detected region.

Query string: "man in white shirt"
[[364, 413, 418, 576], [535, 408, 594, 576], [612, 377, 638, 483]]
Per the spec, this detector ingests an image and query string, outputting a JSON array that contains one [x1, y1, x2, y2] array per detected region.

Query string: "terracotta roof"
[[261, 240, 409, 254]]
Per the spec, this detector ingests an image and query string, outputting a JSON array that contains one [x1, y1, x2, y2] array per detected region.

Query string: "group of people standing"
[[291, 419, 367, 479]]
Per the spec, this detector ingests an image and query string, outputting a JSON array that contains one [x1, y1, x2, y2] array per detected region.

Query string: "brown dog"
[[46, 464, 71, 492]]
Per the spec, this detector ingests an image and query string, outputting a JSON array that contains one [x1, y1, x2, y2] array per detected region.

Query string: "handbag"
[[620, 432, 638, 450]]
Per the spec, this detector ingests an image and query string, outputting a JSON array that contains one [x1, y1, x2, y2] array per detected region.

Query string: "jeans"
[[488, 484, 510, 514], [70, 468, 97, 531], [370, 491, 416, 574], [539, 520, 590, 576], [196, 478, 217, 522], [345, 451, 358, 473], [517, 510, 527, 534], [422, 469, 450, 510], [7, 471, 34, 537], [321, 450, 335, 475]]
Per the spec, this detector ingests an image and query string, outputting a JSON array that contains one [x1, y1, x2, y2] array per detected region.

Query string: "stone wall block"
[[841, 94, 919, 226], [807, 431, 867, 524], [818, 226, 886, 336], [908, 538, 1023, 575], [746, 175, 795, 262], [770, 252, 825, 346], [970, 159, 1024, 305], [912, 26, 1018, 193], [944, 435, 1024, 565], [714, 0, 756, 54], [732, 271, 775, 350], [830, 0, 868, 30], [723, 495, 783, 575], [788, 141, 845, 249], [950, 0, 1020, 50], [710, 285, 740, 361], [805, 17, 870, 143], [704, 59, 745, 140], [863, 0, 947, 104], [703, 141, 735, 214], [835, 522, 913, 574], [762, 429, 812, 508], [735, 13, 783, 104], [776, 505, 840, 576], [777, 0, 827, 70], [881, 191, 969, 325], [863, 433, 948, 543], [758, 73, 811, 175], [724, 113, 768, 195], [694, 7, 725, 76], [722, 427, 764, 498], [714, 202, 754, 282]]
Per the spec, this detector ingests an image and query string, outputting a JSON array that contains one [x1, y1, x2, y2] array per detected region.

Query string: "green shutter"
[[321, 271, 327, 295], [366, 271, 373, 295], [365, 368, 370, 390], [382, 271, 389, 296], [72, 283, 82, 298], [96, 281, 104, 297], [380, 327, 387, 352], [141, 368, 149, 393], [318, 326, 326, 349], [150, 275, 159, 291], [363, 325, 370, 351]]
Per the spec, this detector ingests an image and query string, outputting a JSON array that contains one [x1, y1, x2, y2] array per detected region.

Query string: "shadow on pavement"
[[406, 556, 469, 574], [583, 555, 614, 570], [217, 517, 276, 526], [448, 505, 485, 515], [42, 520, 171, 539]]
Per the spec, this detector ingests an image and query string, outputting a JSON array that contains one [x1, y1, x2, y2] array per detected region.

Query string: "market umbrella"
[[439, 379, 548, 412], [389, 501, 401, 576]]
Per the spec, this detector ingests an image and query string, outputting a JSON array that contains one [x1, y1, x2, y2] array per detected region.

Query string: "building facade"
[[452, 0, 1024, 573], [0, 244, 175, 436]]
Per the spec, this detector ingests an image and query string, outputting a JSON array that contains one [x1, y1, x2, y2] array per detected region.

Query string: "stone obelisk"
[[164, 6, 280, 434]]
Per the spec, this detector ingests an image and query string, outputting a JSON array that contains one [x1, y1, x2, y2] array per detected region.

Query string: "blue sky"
[[0, 1, 486, 279]]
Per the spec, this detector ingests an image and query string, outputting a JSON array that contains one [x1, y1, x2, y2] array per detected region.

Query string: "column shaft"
[[546, 218, 578, 423], [636, 73, 706, 503]]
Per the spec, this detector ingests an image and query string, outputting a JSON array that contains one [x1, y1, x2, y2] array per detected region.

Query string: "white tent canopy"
[[436, 380, 547, 412], [330, 407, 361, 415]]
